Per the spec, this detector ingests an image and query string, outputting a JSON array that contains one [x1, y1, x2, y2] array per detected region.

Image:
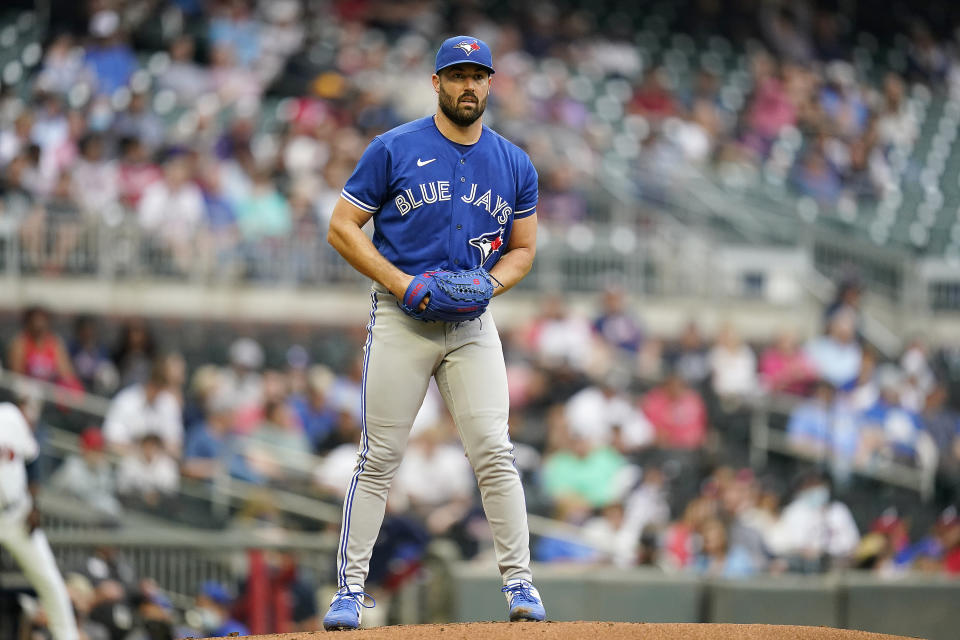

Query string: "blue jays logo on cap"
[[454, 40, 481, 55], [436, 35, 495, 75]]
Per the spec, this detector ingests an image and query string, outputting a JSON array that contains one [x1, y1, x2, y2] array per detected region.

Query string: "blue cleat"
[[322, 585, 375, 631], [502, 580, 546, 622]]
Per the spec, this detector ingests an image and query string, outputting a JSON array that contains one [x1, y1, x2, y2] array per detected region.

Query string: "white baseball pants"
[[335, 284, 533, 589], [0, 508, 79, 640]]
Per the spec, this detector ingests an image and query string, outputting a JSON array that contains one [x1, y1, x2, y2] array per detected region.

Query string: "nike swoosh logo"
[[417, 158, 436, 167]]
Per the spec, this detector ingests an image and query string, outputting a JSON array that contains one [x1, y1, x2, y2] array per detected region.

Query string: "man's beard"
[[438, 83, 486, 127]]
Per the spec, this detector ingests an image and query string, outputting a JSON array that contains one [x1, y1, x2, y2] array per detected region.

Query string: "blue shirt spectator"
[[183, 411, 261, 484], [85, 43, 138, 96], [209, 11, 260, 68], [860, 397, 923, 461], [787, 381, 861, 463]]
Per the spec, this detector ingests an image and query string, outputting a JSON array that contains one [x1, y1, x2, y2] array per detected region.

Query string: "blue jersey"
[[340, 116, 538, 274]]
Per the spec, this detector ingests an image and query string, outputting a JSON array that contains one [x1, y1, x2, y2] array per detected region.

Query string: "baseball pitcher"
[[323, 35, 545, 630]]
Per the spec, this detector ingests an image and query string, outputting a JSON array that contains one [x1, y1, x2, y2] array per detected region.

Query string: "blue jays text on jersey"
[[339, 116, 538, 273]]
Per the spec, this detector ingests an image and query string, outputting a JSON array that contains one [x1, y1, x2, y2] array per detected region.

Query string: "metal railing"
[[3, 525, 338, 608]]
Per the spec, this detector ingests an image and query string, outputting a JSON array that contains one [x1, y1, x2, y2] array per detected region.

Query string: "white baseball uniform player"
[[0, 401, 79, 640]]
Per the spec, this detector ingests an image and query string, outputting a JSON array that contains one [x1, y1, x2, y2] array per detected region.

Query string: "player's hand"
[[394, 274, 429, 311]]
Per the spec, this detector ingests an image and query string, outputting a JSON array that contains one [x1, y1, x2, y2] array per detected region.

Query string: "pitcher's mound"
[[204, 622, 921, 640]]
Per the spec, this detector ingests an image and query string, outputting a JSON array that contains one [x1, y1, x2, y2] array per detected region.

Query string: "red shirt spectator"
[[7, 306, 80, 389], [629, 67, 677, 121], [117, 137, 161, 208], [759, 330, 817, 396], [640, 372, 708, 449]]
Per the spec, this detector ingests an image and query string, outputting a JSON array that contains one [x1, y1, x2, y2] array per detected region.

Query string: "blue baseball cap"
[[435, 36, 494, 75]]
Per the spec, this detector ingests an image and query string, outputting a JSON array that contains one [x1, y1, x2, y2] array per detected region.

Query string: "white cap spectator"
[[229, 337, 264, 370], [89, 11, 119, 39]]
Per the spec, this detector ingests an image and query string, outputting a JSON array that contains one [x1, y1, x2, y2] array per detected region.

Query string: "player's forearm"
[[327, 218, 411, 298], [488, 247, 535, 296]]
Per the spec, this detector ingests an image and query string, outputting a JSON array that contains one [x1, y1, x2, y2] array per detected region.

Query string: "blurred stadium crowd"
[[2, 0, 960, 636], [4, 0, 960, 274]]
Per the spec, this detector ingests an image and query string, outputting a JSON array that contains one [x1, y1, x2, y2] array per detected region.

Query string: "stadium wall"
[[449, 564, 960, 640]]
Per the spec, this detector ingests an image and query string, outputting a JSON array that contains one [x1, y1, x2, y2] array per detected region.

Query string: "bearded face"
[[437, 69, 489, 127]]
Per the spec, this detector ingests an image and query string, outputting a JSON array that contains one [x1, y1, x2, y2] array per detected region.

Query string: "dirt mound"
[[203, 622, 921, 640]]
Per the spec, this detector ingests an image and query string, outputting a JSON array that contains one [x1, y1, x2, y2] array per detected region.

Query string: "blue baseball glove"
[[399, 268, 495, 322]]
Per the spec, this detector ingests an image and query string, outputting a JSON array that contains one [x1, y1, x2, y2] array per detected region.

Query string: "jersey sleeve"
[[340, 137, 390, 214], [513, 155, 539, 219]]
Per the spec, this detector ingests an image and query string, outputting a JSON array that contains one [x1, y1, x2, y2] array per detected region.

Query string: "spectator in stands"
[[209, 0, 261, 69], [246, 399, 311, 484], [112, 92, 165, 152], [182, 394, 261, 484], [640, 369, 709, 450], [313, 419, 362, 497], [103, 359, 183, 458], [581, 503, 638, 567], [396, 425, 476, 537], [111, 318, 157, 388], [37, 33, 94, 96], [209, 44, 263, 105], [235, 168, 293, 243], [765, 473, 860, 572], [541, 429, 635, 508], [708, 324, 758, 402], [84, 10, 138, 96], [804, 308, 862, 389], [790, 144, 843, 208], [759, 329, 816, 395], [192, 581, 248, 637], [662, 496, 716, 571], [0, 112, 33, 167], [875, 73, 917, 150], [43, 171, 85, 273], [819, 61, 869, 140], [892, 506, 959, 572], [526, 294, 599, 373], [538, 164, 589, 226], [158, 35, 211, 105], [49, 426, 123, 522], [741, 53, 796, 158], [65, 572, 111, 640], [217, 337, 265, 432], [900, 337, 936, 412], [824, 277, 863, 336], [629, 67, 678, 121], [691, 517, 759, 578], [665, 321, 711, 388], [921, 384, 960, 477], [593, 285, 645, 356], [196, 159, 241, 275], [785, 380, 860, 480], [137, 153, 206, 273], [6, 305, 80, 389], [125, 582, 178, 640], [70, 134, 119, 220], [622, 466, 671, 541], [117, 433, 180, 508], [858, 368, 925, 466], [906, 23, 949, 84], [289, 364, 339, 452], [116, 137, 161, 208], [564, 368, 654, 454], [87, 578, 135, 640]]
